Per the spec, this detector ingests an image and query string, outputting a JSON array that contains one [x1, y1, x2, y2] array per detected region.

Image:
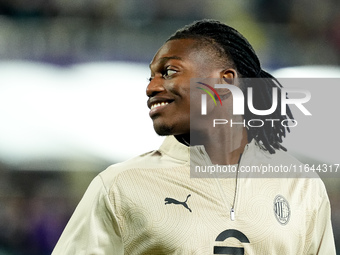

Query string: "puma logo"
[[164, 194, 192, 212]]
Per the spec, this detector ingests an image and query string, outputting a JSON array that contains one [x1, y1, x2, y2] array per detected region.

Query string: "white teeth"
[[151, 102, 169, 110]]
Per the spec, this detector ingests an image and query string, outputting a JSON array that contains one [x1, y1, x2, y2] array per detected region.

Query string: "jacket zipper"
[[230, 144, 249, 221]]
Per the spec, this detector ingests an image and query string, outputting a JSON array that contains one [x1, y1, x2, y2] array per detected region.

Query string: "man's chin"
[[153, 124, 174, 136]]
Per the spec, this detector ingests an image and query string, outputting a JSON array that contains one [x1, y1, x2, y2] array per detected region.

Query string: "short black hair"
[[168, 19, 294, 154]]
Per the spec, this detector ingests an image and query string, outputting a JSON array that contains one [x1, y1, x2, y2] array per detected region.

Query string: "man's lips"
[[147, 97, 174, 109], [147, 97, 174, 116]]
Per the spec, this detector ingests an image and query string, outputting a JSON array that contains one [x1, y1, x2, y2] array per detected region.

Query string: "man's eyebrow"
[[149, 56, 182, 69]]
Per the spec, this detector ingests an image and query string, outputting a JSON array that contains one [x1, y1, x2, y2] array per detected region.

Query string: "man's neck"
[[175, 134, 190, 147]]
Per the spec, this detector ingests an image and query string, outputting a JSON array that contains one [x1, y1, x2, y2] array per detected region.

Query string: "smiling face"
[[147, 38, 231, 136]]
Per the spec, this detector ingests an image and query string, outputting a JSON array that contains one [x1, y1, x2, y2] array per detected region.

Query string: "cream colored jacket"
[[52, 136, 336, 254]]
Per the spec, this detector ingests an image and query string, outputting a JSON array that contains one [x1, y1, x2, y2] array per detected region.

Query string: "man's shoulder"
[[98, 149, 159, 188], [98, 136, 188, 189], [244, 140, 322, 179], [246, 140, 300, 163], [242, 140, 302, 171]]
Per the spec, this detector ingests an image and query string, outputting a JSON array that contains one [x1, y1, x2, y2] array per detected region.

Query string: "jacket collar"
[[158, 136, 190, 162]]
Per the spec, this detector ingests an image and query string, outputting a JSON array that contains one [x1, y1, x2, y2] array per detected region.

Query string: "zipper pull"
[[230, 208, 235, 221]]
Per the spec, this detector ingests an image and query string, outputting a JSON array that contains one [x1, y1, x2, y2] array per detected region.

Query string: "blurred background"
[[0, 0, 339, 254]]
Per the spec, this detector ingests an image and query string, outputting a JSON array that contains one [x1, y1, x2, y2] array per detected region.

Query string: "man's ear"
[[221, 69, 238, 84]]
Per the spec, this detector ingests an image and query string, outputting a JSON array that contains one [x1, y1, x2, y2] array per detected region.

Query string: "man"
[[52, 20, 336, 254]]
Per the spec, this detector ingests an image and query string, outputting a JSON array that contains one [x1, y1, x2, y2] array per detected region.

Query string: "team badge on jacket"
[[273, 195, 290, 225]]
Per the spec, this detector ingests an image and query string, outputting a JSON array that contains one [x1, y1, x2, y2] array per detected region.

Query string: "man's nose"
[[146, 77, 165, 97]]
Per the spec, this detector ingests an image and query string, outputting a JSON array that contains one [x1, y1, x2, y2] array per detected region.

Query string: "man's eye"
[[163, 69, 177, 79]]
